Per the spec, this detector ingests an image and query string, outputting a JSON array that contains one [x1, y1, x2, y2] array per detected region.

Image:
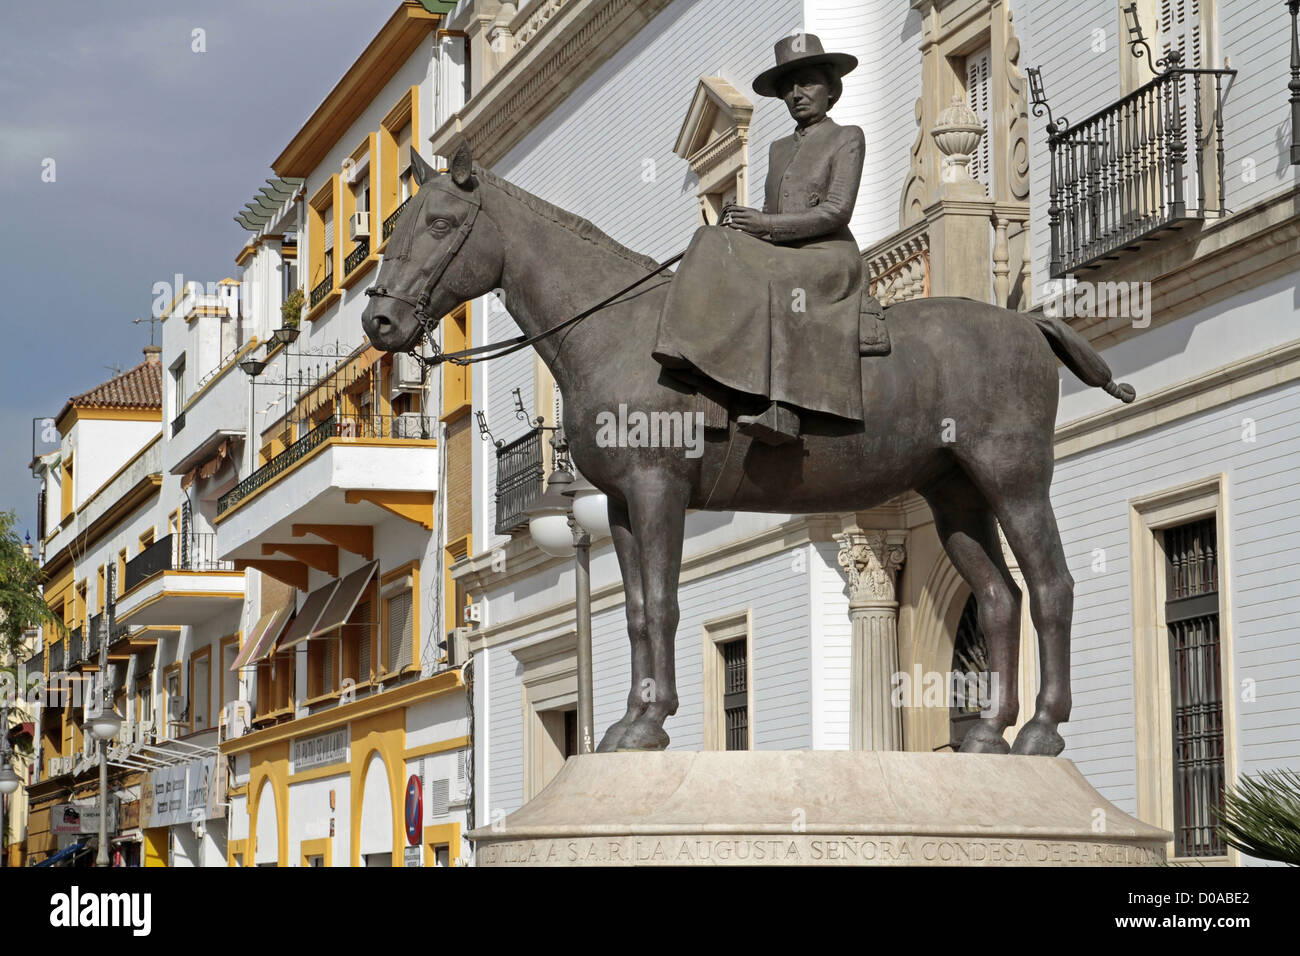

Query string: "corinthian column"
[[835, 529, 907, 751]]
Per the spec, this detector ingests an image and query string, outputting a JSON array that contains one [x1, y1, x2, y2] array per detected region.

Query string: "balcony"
[[213, 413, 438, 564], [383, 198, 411, 240], [310, 273, 334, 309], [344, 239, 370, 276], [67, 626, 83, 668], [494, 427, 544, 535], [1046, 63, 1235, 277], [48, 639, 64, 674], [116, 532, 243, 627], [171, 410, 186, 437]]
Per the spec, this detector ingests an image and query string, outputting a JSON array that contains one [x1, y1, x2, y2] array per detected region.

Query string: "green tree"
[[0, 509, 60, 683]]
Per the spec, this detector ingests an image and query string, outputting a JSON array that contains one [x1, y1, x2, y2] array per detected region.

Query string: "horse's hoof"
[[615, 717, 670, 751], [958, 723, 1011, 754], [596, 719, 635, 753], [1011, 720, 1065, 756]]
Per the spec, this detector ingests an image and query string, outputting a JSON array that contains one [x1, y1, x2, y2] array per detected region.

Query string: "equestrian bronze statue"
[[362, 35, 1135, 758]]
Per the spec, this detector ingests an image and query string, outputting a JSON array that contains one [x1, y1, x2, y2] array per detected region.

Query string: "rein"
[[429, 250, 684, 368]]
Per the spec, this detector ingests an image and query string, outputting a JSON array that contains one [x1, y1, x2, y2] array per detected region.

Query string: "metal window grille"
[[722, 638, 748, 751], [494, 427, 544, 535], [1164, 516, 1225, 858]]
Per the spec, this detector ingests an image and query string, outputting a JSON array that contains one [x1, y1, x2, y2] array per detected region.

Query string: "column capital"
[[834, 528, 906, 606]]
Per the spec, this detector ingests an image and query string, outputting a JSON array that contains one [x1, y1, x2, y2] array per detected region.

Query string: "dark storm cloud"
[[0, 0, 399, 536]]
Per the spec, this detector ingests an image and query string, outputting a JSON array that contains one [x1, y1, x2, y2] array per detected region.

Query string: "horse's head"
[[362, 140, 503, 353]]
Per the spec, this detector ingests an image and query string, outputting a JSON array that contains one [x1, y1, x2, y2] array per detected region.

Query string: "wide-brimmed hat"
[[752, 33, 858, 98]]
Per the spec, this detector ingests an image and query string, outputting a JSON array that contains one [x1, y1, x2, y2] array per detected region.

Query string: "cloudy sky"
[[0, 0, 402, 541]]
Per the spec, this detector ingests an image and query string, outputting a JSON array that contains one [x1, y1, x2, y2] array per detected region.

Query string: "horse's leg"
[[616, 474, 689, 750], [596, 496, 652, 752], [921, 469, 1023, 754], [989, 485, 1074, 756], [959, 444, 1073, 756]]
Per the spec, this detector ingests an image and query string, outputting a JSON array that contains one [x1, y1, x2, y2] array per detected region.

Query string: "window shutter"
[[428, 778, 450, 817], [965, 47, 993, 192], [357, 600, 371, 679], [323, 212, 334, 251], [1160, 0, 1203, 69], [387, 590, 413, 672], [397, 124, 412, 165]]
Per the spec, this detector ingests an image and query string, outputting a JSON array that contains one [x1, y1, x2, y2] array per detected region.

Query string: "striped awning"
[[309, 561, 378, 641], [276, 580, 340, 652], [231, 602, 294, 670]]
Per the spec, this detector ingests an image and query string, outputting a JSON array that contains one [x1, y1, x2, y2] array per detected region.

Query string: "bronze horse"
[[362, 142, 1134, 757]]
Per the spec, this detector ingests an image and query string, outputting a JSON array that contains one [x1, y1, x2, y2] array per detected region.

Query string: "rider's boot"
[[737, 401, 799, 445]]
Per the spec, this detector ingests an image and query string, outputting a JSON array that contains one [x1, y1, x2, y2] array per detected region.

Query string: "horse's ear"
[[409, 148, 435, 186], [450, 140, 475, 189]]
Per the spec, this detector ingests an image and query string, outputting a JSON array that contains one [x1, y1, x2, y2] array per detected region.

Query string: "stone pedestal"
[[468, 751, 1170, 866]]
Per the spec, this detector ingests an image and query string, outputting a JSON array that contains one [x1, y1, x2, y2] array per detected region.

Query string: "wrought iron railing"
[[218, 415, 338, 515], [1047, 61, 1235, 277], [24, 647, 43, 678], [123, 532, 235, 591], [383, 198, 412, 239], [171, 411, 186, 436], [310, 274, 334, 308], [87, 613, 104, 663], [48, 638, 64, 674], [215, 414, 431, 516], [67, 627, 82, 667], [345, 239, 370, 274], [494, 427, 544, 535]]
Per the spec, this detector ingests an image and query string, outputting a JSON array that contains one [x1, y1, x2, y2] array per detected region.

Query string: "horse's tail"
[[1032, 312, 1136, 404]]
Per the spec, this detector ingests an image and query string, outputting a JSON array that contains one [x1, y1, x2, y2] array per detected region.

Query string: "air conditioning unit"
[[451, 627, 472, 666], [220, 700, 251, 743], [389, 351, 424, 397], [350, 212, 370, 241], [167, 694, 188, 724], [392, 412, 426, 440]]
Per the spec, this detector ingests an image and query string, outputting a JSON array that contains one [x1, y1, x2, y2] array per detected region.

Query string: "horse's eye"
[[430, 217, 451, 233]]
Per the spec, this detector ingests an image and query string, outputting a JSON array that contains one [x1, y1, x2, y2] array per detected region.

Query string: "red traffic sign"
[[405, 775, 423, 846]]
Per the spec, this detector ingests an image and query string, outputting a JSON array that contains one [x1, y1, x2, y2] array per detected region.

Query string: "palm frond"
[[1216, 768, 1300, 865]]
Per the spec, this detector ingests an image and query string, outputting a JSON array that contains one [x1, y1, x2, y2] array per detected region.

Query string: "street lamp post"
[[0, 704, 22, 869], [524, 448, 610, 756], [86, 624, 122, 867]]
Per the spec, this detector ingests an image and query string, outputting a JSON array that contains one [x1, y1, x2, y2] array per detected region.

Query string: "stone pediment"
[[673, 76, 752, 176]]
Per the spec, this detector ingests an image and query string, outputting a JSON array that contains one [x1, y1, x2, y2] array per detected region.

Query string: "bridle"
[[364, 184, 482, 366], [365, 176, 684, 370]]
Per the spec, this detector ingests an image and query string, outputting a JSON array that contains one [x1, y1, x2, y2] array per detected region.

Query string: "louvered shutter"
[[1159, 0, 1204, 207], [357, 600, 371, 680], [387, 590, 413, 672], [965, 47, 993, 192]]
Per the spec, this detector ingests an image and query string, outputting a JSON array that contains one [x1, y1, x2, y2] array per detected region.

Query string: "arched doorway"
[[358, 752, 394, 866], [948, 595, 990, 750], [253, 779, 279, 867]]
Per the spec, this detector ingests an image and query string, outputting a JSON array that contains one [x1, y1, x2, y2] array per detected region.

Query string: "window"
[[60, 453, 74, 519], [164, 664, 184, 738], [441, 304, 472, 414], [190, 648, 211, 733], [1163, 517, 1225, 858], [306, 638, 337, 699], [75, 581, 88, 628], [341, 593, 374, 686], [168, 510, 181, 538], [116, 549, 127, 598], [673, 77, 753, 226], [964, 45, 993, 193], [702, 612, 752, 750], [1129, 475, 1235, 863], [380, 87, 420, 244], [384, 590, 413, 675], [221, 637, 239, 711], [96, 565, 106, 613], [139, 528, 155, 553], [308, 176, 339, 311], [171, 355, 187, 413]]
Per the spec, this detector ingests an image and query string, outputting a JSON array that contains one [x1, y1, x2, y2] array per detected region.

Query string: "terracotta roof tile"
[[69, 360, 163, 410]]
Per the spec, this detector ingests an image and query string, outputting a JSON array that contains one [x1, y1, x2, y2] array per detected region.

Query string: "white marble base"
[[468, 750, 1170, 866]]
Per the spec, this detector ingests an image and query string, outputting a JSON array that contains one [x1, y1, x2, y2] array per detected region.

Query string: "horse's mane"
[[474, 165, 661, 272]]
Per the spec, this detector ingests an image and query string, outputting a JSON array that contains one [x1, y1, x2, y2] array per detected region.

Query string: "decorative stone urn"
[[932, 93, 987, 189]]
